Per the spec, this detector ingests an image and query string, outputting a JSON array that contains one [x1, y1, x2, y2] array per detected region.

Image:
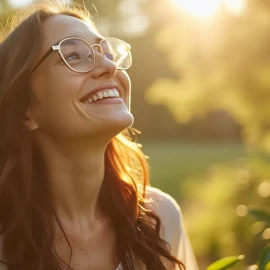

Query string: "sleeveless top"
[[115, 186, 199, 270]]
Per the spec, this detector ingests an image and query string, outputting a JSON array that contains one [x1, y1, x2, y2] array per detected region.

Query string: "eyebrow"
[[52, 35, 104, 46]]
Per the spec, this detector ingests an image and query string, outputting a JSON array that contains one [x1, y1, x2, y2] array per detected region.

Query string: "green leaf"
[[259, 245, 270, 270], [264, 262, 270, 270], [248, 209, 270, 226], [206, 255, 245, 270]]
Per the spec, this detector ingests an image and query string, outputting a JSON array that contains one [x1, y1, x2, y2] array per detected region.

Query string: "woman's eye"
[[65, 52, 81, 61], [104, 52, 114, 61]]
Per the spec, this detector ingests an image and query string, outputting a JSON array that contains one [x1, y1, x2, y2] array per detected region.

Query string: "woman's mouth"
[[80, 89, 122, 104]]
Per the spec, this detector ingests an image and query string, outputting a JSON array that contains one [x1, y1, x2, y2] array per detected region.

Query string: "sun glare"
[[172, 0, 245, 19], [8, 0, 33, 8], [7, 0, 72, 8], [225, 0, 245, 14]]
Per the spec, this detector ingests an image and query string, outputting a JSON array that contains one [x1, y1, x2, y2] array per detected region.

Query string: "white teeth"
[[113, 89, 119, 97], [97, 92, 103, 99], [108, 90, 114, 97], [83, 89, 120, 103]]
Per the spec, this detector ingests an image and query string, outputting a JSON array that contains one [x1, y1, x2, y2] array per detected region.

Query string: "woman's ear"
[[24, 109, 39, 131]]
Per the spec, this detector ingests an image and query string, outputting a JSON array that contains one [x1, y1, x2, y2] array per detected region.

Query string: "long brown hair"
[[0, 2, 185, 270]]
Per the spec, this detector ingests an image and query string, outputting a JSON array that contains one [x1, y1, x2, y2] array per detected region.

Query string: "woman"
[[0, 2, 198, 270]]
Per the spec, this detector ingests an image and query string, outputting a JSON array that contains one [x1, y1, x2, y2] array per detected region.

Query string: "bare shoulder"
[[144, 186, 182, 256]]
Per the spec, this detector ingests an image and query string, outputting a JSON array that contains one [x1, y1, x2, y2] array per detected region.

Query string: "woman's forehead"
[[40, 14, 101, 51]]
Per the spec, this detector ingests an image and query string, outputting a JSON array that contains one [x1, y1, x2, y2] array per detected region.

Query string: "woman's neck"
[[35, 134, 109, 225]]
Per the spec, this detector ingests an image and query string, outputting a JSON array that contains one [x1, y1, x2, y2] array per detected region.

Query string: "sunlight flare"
[[172, 0, 245, 19], [8, 0, 33, 8], [172, 0, 222, 19], [225, 0, 245, 14]]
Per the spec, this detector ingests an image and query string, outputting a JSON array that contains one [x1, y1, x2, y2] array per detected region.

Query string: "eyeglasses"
[[30, 37, 132, 74]]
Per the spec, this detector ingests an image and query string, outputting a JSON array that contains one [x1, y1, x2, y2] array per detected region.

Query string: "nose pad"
[[97, 45, 104, 55], [92, 44, 105, 57]]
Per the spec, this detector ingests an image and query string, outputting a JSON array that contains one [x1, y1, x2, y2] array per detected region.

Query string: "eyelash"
[[65, 52, 81, 60]]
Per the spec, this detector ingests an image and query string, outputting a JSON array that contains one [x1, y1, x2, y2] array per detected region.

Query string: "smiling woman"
[[0, 1, 198, 270]]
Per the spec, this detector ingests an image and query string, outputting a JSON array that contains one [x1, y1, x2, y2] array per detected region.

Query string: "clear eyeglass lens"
[[60, 38, 132, 72], [101, 39, 132, 69], [60, 38, 94, 72]]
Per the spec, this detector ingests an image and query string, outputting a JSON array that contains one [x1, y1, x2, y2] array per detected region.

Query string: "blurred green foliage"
[[145, 140, 269, 268], [206, 255, 245, 270], [206, 209, 270, 270], [142, 140, 245, 199], [145, 0, 270, 267], [147, 0, 270, 152]]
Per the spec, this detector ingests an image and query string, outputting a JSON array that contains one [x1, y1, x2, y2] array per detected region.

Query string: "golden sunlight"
[[172, 0, 245, 19], [225, 0, 245, 14]]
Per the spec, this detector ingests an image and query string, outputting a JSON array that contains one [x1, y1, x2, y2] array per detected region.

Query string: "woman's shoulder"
[[143, 186, 182, 257], [144, 186, 199, 269], [144, 186, 182, 223], [144, 186, 181, 215]]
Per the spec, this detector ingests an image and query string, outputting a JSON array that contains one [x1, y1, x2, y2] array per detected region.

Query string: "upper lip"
[[79, 82, 121, 102]]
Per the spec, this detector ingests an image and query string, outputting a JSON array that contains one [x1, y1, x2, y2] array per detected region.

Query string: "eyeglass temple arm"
[[30, 47, 55, 75]]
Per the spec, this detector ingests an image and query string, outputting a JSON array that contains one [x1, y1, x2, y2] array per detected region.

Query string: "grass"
[[141, 139, 246, 201]]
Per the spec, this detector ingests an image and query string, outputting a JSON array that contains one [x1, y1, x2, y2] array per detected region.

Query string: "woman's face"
[[28, 14, 134, 141]]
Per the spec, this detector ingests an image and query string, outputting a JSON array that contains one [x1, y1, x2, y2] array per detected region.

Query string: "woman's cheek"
[[117, 70, 131, 110]]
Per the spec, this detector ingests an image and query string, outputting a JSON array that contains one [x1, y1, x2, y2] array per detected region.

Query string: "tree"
[[146, 0, 270, 151]]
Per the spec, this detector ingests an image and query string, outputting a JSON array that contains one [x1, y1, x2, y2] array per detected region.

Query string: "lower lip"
[[90, 97, 124, 104]]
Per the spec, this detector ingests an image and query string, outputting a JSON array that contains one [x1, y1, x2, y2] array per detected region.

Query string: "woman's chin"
[[111, 111, 134, 130]]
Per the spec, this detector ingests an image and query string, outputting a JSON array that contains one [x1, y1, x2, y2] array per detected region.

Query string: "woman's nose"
[[90, 46, 117, 79]]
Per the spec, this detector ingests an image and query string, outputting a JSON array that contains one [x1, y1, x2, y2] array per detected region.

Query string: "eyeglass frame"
[[30, 36, 132, 75]]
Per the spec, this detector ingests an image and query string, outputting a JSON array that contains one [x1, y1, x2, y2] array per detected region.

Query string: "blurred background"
[[0, 0, 269, 268]]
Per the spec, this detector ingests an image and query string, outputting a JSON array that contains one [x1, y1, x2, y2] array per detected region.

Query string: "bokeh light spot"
[[257, 181, 270, 198], [236, 205, 247, 216], [262, 228, 270, 240], [252, 221, 265, 235], [247, 265, 258, 270]]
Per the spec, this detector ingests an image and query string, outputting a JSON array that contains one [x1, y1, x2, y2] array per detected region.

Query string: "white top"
[[0, 186, 199, 270], [117, 186, 199, 270]]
